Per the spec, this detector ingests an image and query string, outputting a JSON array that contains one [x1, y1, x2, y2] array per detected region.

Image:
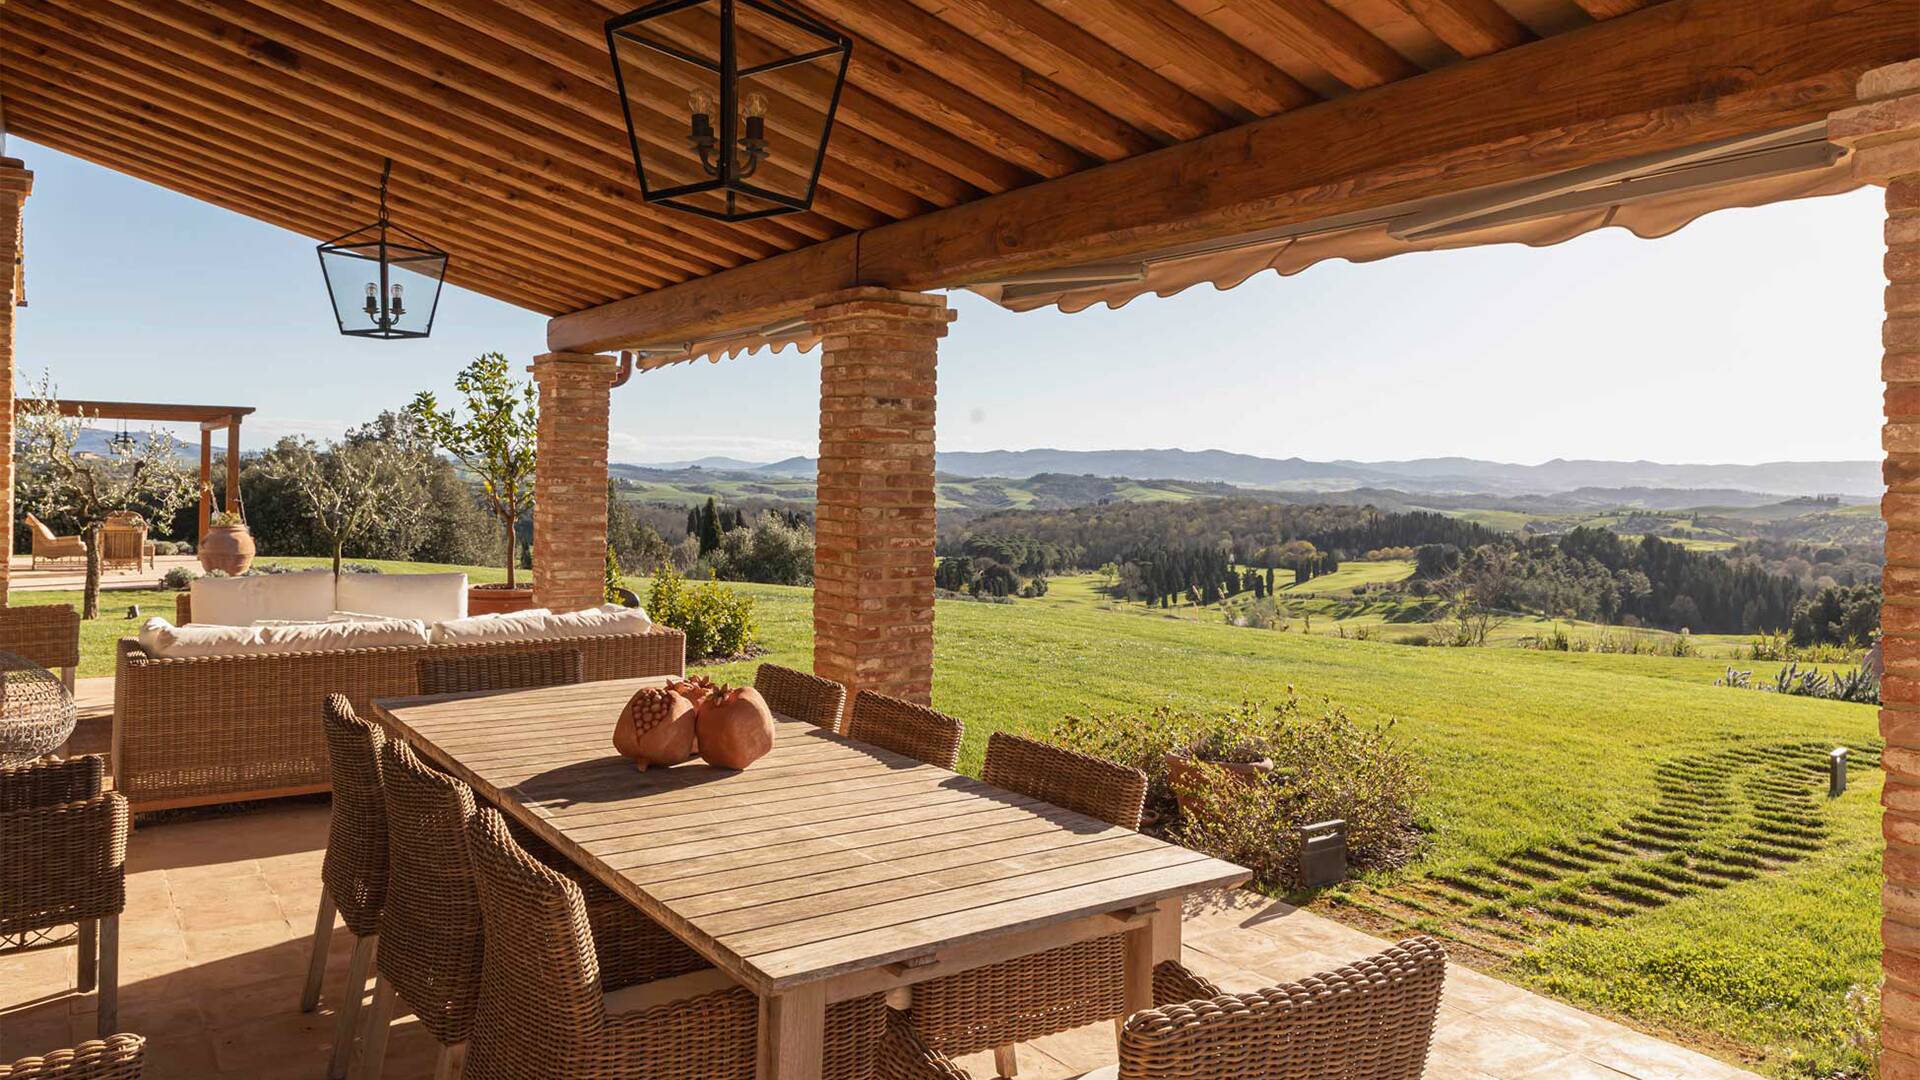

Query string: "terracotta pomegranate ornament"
[[668, 675, 718, 710], [696, 685, 775, 771], [613, 686, 697, 770]]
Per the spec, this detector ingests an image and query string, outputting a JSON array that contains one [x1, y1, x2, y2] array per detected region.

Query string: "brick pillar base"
[[532, 352, 617, 615], [1834, 60, 1920, 1079], [0, 160, 32, 605], [808, 288, 954, 707]]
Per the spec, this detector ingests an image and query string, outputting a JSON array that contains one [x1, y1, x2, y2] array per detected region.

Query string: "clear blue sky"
[[12, 137, 1887, 466]]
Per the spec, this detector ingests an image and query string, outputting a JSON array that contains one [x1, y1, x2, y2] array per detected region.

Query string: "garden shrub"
[[1052, 692, 1425, 892], [648, 566, 757, 661], [159, 566, 198, 591]]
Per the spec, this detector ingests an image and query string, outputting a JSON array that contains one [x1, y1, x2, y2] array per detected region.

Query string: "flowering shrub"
[[648, 566, 756, 661], [1052, 692, 1425, 891]]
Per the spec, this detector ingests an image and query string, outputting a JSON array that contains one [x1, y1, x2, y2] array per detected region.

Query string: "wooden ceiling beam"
[[75, 0, 803, 261], [1213, 0, 1423, 89], [507, 0, 1068, 186], [297, 0, 949, 220], [908, 0, 1229, 143], [0, 63, 655, 301], [1037, 0, 1317, 119], [18, 113, 577, 314], [7, 1, 746, 279], [1570, 0, 1649, 18], [152, 0, 859, 241], [550, 0, 1913, 351], [1, 25, 673, 301], [1392, 0, 1533, 58], [456, 0, 987, 206], [802, 0, 1158, 161]]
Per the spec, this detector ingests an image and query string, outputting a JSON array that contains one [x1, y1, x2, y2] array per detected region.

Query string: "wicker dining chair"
[[902, 732, 1147, 1076], [882, 939, 1447, 1080], [0, 1034, 146, 1080], [845, 690, 964, 770], [463, 806, 888, 1080], [300, 696, 388, 1080], [417, 648, 584, 697], [753, 664, 848, 733], [0, 756, 129, 1038]]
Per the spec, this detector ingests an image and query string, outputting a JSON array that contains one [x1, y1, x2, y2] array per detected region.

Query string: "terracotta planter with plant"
[[1164, 727, 1273, 823], [198, 512, 255, 576], [468, 583, 538, 615]]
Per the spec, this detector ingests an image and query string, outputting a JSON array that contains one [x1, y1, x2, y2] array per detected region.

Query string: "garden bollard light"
[[1830, 747, 1848, 798], [1299, 819, 1348, 887]]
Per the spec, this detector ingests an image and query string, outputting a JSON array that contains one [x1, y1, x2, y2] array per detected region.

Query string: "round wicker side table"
[[0, 650, 77, 764]]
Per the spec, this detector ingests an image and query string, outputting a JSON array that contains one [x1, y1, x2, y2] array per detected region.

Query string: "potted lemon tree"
[[407, 352, 539, 613]]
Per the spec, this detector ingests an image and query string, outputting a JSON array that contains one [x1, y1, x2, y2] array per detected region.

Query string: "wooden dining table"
[[372, 676, 1250, 1080]]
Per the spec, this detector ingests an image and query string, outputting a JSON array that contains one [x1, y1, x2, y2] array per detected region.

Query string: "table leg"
[[757, 983, 826, 1080], [1123, 896, 1184, 1017]]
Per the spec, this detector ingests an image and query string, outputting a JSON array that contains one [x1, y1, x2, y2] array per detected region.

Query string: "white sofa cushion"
[[190, 571, 336, 626], [139, 618, 265, 658], [336, 572, 469, 623], [543, 604, 655, 638], [432, 609, 552, 645]]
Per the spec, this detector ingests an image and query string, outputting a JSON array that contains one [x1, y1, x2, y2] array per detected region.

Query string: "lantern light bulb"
[[688, 88, 715, 116], [741, 92, 768, 119]]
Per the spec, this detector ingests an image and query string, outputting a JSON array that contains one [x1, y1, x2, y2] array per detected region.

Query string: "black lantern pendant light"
[[316, 159, 448, 339], [606, 0, 851, 222]]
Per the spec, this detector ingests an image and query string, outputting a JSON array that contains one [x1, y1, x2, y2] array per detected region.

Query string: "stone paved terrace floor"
[[6, 553, 201, 593], [0, 794, 1763, 1080]]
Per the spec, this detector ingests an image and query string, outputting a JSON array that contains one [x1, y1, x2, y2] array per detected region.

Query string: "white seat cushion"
[[542, 604, 654, 638], [139, 618, 264, 658], [336, 572, 469, 623], [140, 616, 431, 657], [190, 571, 336, 626], [432, 608, 553, 645]]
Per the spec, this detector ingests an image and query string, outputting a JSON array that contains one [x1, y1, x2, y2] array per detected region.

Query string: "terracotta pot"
[[613, 687, 698, 770], [469, 584, 538, 615], [1164, 751, 1273, 821], [696, 686, 775, 771], [197, 525, 255, 576]]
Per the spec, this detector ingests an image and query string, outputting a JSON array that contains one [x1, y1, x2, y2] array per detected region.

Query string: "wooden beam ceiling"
[[548, 0, 1916, 352]]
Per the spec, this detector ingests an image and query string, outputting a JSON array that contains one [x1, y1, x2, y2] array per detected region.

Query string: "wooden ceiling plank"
[[1215, 0, 1423, 88], [1570, 0, 1648, 17], [1037, 0, 1318, 119], [1, 27, 682, 300], [6, 86, 613, 308], [305, 0, 947, 220], [1393, 0, 1533, 57], [909, 0, 1230, 142], [550, 0, 1910, 350], [802, 0, 1158, 160], [153, 0, 857, 243], [0, 61, 658, 300], [9, 1, 746, 279], [493, 0, 1053, 189], [13, 113, 577, 314]]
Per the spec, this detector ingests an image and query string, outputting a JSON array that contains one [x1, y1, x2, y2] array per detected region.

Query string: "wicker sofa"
[[111, 628, 685, 812]]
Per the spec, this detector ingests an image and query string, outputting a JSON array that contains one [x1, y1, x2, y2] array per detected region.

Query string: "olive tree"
[[15, 378, 194, 618], [405, 352, 537, 588], [262, 436, 430, 578]]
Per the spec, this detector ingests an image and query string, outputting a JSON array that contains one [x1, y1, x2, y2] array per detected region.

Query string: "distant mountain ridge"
[[628, 449, 1880, 499]]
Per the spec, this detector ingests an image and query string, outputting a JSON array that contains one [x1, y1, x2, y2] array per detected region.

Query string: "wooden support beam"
[[550, 0, 1916, 353], [1041, 0, 1318, 120], [198, 429, 212, 543], [225, 420, 241, 517], [1225, 0, 1423, 89], [1393, 0, 1533, 58]]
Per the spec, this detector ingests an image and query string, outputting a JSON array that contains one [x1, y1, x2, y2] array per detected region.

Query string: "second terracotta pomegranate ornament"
[[694, 684, 775, 770]]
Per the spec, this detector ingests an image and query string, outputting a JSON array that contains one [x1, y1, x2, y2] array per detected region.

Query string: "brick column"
[[0, 159, 33, 604], [808, 288, 954, 706], [532, 351, 618, 614], [1834, 60, 1920, 1080]]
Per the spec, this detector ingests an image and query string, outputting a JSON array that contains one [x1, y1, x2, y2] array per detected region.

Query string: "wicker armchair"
[[463, 806, 888, 1080], [902, 733, 1147, 1074], [418, 648, 584, 697], [99, 514, 152, 574], [299, 696, 388, 1080], [845, 691, 963, 770], [23, 514, 85, 571], [883, 940, 1447, 1080], [0, 1034, 146, 1080], [0, 756, 129, 1038], [754, 664, 848, 733], [0, 604, 81, 693]]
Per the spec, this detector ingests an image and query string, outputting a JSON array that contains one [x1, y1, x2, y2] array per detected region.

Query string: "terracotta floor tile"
[[1512, 1053, 1637, 1079]]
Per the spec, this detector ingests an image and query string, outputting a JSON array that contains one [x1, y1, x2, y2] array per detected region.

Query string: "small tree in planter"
[[406, 352, 538, 599], [16, 382, 194, 618], [262, 437, 429, 577]]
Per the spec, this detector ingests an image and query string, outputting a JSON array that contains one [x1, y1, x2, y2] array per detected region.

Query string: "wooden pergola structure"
[[3, 0, 1920, 1073], [13, 399, 255, 545]]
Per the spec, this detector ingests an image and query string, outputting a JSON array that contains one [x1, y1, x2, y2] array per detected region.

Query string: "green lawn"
[[23, 560, 1880, 1075]]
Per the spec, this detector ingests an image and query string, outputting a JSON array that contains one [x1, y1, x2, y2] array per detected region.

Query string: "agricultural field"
[[40, 560, 1881, 1075]]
